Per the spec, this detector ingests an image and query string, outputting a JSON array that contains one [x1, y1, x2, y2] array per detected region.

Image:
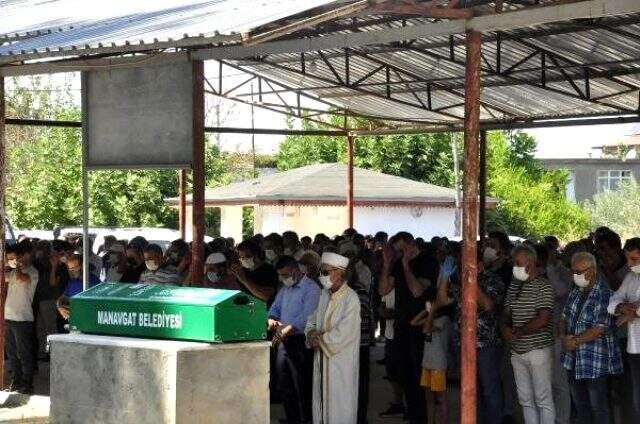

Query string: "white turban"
[[321, 252, 349, 270], [206, 253, 226, 265]]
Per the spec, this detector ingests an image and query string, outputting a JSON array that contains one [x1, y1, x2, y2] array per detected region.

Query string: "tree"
[[485, 131, 590, 240], [5, 76, 236, 232], [584, 181, 640, 240], [7, 108, 83, 228], [277, 116, 456, 187], [275, 115, 590, 240]]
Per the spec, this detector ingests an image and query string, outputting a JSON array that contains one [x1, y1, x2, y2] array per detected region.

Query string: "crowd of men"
[[3, 226, 640, 424]]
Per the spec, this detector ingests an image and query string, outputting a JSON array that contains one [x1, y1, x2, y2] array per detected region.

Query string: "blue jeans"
[[567, 372, 609, 424], [477, 346, 503, 424]]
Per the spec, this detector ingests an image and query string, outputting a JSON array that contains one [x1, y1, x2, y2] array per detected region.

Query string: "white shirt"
[[382, 289, 395, 340], [608, 270, 640, 354], [305, 284, 361, 424], [5, 265, 39, 322]]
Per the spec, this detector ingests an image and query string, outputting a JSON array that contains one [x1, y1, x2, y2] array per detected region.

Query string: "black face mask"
[[127, 257, 137, 267]]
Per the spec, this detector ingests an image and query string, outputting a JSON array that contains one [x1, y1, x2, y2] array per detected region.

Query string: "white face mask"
[[207, 272, 220, 283], [513, 266, 529, 281], [280, 276, 296, 287], [319, 274, 333, 290], [631, 264, 640, 274], [240, 257, 255, 270], [265, 250, 277, 261], [7, 259, 17, 269], [483, 247, 498, 264], [146, 260, 159, 272], [573, 273, 589, 288]]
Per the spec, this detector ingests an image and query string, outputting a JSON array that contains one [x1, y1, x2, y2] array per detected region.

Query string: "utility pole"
[[452, 132, 461, 237], [251, 82, 256, 178]]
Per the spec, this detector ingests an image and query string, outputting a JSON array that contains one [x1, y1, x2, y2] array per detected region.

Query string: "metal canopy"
[[1, 0, 640, 131]]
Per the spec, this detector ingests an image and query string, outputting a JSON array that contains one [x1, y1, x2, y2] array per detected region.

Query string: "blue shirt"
[[64, 273, 100, 297], [269, 275, 321, 332], [561, 278, 623, 379]]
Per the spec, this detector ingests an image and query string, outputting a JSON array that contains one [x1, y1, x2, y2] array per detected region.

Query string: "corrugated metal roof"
[[167, 163, 482, 205], [1, 2, 639, 127], [234, 12, 640, 125], [0, 0, 338, 55]]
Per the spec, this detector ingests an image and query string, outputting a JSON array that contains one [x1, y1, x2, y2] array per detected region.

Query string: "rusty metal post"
[[0, 77, 6, 389], [347, 135, 354, 229], [479, 130, 487, 242], [461, 30, 482, 424], [191, 60, 205, 286], [178, 169, 186, 240]]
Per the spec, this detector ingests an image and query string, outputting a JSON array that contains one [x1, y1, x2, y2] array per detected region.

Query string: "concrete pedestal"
[[49, 334, 270, 424]]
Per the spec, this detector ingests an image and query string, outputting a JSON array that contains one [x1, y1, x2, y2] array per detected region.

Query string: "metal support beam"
[[402, 45, 636, 113], [191, 60, 205, 287], [243, 0, 369, 46], [0, 76, 6, 390], [257, 15, 640, 68], [7, 112, 640, 136], [178, 169, 186, 240], [193, 0, 640, 61], [461, 29, 481, 424], [347, 135, 354, 229], [219, 60, 417, 126], [80, 72, 90, 292], [2, 2, 639, 78], [479, 130, 487, 242]]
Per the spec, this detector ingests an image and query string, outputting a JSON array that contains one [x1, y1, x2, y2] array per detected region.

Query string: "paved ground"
[[271, 342, 461, 424], [1, 342, 462, 423]]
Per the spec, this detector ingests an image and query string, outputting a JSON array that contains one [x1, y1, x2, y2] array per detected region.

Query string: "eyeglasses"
[[573, 266, 593, 275], [320, 268, 338, 276]]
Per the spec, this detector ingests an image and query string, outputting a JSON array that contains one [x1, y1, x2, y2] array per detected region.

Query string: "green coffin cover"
[[69, 283, 267, 343]]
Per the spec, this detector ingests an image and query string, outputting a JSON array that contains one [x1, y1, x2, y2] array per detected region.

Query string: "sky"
[[528, 123, 636, 159]]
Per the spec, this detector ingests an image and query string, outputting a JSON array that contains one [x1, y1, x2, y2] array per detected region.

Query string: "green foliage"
[[277, 117, 456, 187], [242, 207, 255, 240], [277, 115, 590, 240], [7, 108, 83, 228], [4, 76, 252, 232], [584, 181, 640, 240], [486, 131, 590, 240]]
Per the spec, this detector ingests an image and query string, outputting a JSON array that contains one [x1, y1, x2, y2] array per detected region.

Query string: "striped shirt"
[[505, 276, 554, 354], [139, 267, 181, 285], [354, 286, 372, 347]]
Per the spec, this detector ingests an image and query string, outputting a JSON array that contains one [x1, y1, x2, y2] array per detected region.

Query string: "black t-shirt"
[[241, 263, 279, 306], [496, 260, 514, 291], [34, 262, 64, 301], [392, 251, 439, 336], [120, 264, 146, 284]]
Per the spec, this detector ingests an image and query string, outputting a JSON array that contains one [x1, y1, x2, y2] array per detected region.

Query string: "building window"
[[597, 170, 633, 192]]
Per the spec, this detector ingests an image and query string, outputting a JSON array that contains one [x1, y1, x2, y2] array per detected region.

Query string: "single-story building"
[[166, 163, 496, 241]]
